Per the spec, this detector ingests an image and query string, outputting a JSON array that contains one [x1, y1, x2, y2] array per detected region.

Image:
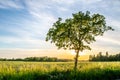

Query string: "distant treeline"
[[89, 52, 120, 61], [1, 52, 120, 62], [0, 56, 73, 62]]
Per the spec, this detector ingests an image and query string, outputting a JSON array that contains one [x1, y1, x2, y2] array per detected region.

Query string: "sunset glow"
[[70, 50, 86, 56]]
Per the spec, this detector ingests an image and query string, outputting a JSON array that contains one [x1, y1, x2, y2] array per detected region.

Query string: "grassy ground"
[[0, 61, 120, 80]]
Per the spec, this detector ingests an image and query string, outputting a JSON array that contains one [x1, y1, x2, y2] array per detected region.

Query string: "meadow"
[[0, 61, 120, 80]]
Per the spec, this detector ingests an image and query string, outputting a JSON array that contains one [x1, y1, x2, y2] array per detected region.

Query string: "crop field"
[[0, 61, 120, 80]]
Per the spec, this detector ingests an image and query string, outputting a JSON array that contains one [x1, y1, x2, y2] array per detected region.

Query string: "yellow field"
[[0, 61, 120, 80]]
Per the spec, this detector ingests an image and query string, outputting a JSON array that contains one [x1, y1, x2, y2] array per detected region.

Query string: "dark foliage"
[[0, 56, 73, 62], [0, 69, 120, 80], [89, 52, 120, 61]]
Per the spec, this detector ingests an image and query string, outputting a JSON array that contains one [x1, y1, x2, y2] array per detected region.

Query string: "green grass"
[[0, 61, 120, 80]]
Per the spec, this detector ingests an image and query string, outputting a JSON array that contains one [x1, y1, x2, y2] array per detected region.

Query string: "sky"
[[0, 0, 120, 59]]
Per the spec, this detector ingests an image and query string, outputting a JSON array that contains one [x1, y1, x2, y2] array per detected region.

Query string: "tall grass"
[[0, 61, 120, 80]]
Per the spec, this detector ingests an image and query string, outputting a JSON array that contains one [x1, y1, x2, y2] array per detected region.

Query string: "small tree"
[[46, 11, 114, 70]]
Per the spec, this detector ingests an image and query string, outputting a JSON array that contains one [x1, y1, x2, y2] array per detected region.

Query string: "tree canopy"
[[46, 11, 114, 70]]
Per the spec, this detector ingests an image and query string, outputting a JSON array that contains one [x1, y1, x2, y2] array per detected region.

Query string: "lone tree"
[[46, 11, 114, 70]]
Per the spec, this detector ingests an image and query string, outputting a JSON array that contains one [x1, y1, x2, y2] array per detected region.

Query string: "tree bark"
[[74, 50, 79, 71]]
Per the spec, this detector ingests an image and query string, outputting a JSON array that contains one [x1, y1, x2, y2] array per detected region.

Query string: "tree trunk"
[[74, 50, 79, 71]]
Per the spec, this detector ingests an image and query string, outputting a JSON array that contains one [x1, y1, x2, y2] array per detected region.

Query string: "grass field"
[[0, 61, 120, 80]]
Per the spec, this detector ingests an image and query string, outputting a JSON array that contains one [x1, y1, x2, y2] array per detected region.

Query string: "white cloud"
[[0, 0, 57, 50], [0, 0, 23, 9], [107, 18, 120, 30], [81, 0, 102, 4], [24, 0, 73, 17], [0, 36, 56, 49], [51, 0, 75, 5], [6, 0, 56, 44], [96, 36, 120, 46]]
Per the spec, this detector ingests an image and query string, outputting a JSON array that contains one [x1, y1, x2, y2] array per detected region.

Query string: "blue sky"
[[0, 0, 120, 58]]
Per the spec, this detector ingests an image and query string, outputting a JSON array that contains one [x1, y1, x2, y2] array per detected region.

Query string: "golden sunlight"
[[70, 50, 86, 55]]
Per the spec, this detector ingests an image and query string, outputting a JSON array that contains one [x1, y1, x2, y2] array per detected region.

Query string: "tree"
[[106, 51, 109, 57], [46, 11, 114, 70]]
